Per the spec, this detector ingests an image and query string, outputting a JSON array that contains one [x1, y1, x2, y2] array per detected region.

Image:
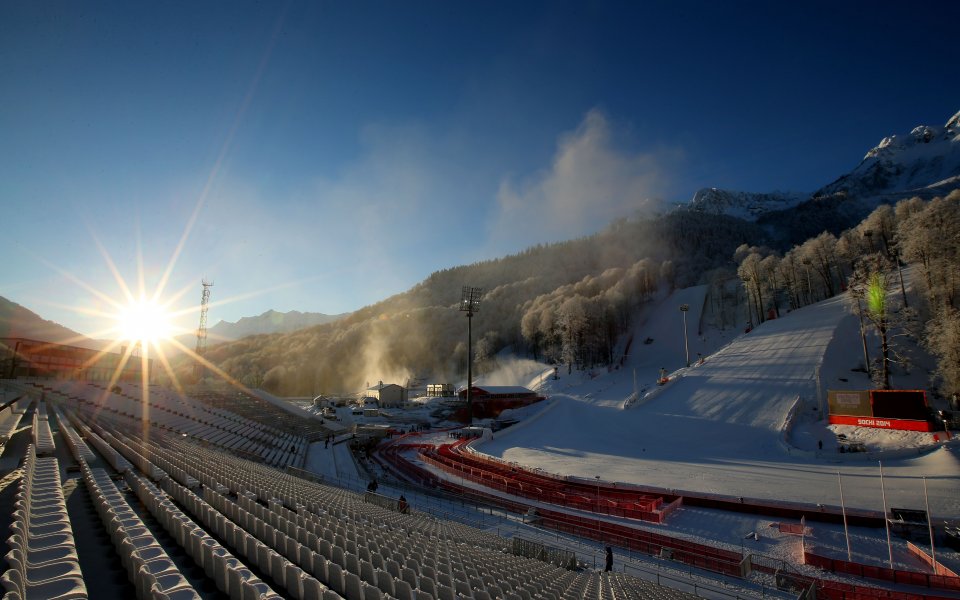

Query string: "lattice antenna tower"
[[195, 279, 214, 357]]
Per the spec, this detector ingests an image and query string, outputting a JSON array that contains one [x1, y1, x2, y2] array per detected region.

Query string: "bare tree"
[[925, 308, 960, 399]]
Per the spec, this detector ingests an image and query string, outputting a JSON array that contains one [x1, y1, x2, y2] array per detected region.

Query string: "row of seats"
[[81, 462, 200, 599], [78, 425, 132, 474], [50, 406, 96, 463], [1, 444, 87, 599], [0, 396, 28, 443], [31, 403, 55, 457]]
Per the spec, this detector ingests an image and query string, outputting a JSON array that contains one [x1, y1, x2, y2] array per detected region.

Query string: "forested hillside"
[[733, 190, 960, 398], [175, 211, 765, 395]]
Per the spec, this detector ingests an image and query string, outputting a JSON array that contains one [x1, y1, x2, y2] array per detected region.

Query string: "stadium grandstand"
[[0, 379, 710, 600]]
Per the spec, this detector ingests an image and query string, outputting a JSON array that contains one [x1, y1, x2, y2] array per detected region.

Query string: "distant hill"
[[0, 296, 105, 350], [688, 188, 807, 222], [206, 310, 347, 342]]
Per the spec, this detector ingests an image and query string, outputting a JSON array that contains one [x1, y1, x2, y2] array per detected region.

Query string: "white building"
[[364, 381, 407, 408]]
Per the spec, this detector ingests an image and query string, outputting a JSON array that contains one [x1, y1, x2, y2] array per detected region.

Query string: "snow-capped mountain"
[[814, 109, 960, 200], [207, 309, 346, 341], [687, 188, 808, 221], [687, 110, 960, 235]]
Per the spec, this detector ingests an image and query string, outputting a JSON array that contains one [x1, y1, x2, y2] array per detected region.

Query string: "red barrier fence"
[[423, 446, 671, 523], [805, 550, 960, 593], [906, 542, 958, 578], [427, 442, 673, 522]]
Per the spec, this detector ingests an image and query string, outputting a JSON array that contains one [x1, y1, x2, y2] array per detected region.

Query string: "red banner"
[[829, 414, 934, 431]]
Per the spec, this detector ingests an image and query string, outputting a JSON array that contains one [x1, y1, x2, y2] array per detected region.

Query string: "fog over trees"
[[174, 190, 959, 403]]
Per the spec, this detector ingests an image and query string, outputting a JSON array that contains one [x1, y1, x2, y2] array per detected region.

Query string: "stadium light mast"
[[460, 286, 483, 425], [680, 304, 690, 367], [194, 279, 213, 381]]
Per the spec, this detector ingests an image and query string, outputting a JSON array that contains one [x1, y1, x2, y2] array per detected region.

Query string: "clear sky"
[[2, 1, 958, 341]]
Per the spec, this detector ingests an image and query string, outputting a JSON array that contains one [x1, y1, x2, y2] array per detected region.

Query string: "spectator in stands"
[[398, 494, 409, 514], [367, 479, 378, 493], [604, 547, 613, 572]]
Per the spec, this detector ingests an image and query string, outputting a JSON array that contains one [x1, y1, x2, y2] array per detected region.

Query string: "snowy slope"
[[477, 288, 960, 518]]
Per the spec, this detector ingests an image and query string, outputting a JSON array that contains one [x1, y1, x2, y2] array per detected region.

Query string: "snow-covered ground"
[[476, 286, 959, 520]]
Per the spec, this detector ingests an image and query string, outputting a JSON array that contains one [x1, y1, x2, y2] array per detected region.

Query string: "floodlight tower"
[[680, 304, 690, 367], [194, 279, 214, 380], [459, 286, 483, 425]]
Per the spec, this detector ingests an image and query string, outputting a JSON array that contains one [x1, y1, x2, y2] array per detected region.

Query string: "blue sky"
[[2, 1, 958, 340]]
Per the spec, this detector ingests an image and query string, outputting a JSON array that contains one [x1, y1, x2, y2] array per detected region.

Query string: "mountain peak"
[[946, 109, 960, 132]]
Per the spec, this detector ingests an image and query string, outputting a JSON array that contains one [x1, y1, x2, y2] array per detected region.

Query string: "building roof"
[[471, 385, 534, 395], [366, 383, 402, 391]]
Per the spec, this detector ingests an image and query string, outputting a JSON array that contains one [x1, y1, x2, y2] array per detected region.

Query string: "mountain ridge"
[[206, 309, 347, 342], [0, 296, 106, 350], [688, 110, 960, 227]]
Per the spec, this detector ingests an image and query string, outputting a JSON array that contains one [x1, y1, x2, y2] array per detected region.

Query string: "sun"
[[115, 298, 175, 346]]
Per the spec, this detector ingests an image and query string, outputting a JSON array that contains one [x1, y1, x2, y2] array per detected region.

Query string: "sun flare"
[[115, 299, 174, 345]]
